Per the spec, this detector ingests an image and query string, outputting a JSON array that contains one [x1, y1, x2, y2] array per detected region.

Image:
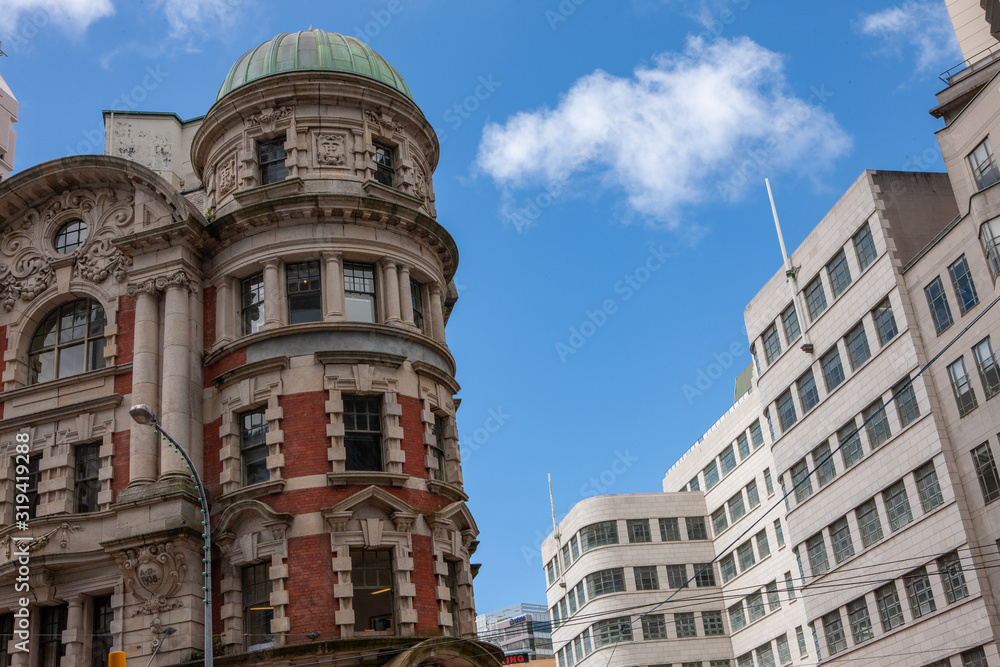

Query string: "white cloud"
[[476, 36, 851, 229], [0, 0, 113, 35], [858, 1, 961, 73], [157, 0, 241, 39]]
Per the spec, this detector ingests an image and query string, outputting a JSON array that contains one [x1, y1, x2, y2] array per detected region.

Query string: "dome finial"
[[309, 24, 313, 30]]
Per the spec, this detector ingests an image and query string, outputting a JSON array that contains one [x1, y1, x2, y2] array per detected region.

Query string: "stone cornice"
[[210, 356, 289, 388], [410, 361, 460, 395], [315, 350, 406, 368], [0, 386, 124, 430]]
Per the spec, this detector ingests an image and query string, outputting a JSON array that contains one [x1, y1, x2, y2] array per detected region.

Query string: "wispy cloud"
[[476, 36, 851, 229], [858, 1, 961, 73], [0, 0, 114, 35], [157, 0, 242, 40]]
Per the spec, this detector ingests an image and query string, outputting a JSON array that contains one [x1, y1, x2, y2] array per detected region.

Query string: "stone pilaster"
[[127, 287, 160, 485], [382, 259, 402, 324], [398, 263, 415, 327], [323, 251, 345, 320], [161, 276, 196, 476], [262, 258, 282, 330], [428, 283, 445, 343]]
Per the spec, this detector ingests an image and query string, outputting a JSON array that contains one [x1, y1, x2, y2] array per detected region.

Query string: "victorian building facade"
[[0, 31, 495, 667]]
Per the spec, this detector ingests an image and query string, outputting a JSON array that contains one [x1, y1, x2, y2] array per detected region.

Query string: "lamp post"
[[129, 404, 213, 667]]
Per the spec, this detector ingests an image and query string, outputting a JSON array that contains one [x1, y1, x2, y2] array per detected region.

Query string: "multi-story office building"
[[0, 30, 495, 667], [476, 603, 554, 661], [0, 70, 17, 181], [548, 3, 1000, 666]]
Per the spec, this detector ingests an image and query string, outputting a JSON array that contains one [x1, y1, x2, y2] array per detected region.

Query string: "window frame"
[[239, 408, 270, 486], [972, 336, 1000, 399], [54, 220, 88, 254], [241, 272, 265, 335], [73, 443, 101, 513], [820, 345, 845, 392], [372, 141, 396, 187], [797, 370, 820, 413], [781, 303, 801, 345], [804, 276, 828, 322], [343, 394, 384, 472], [844, 322, 872, 370], [343, 261, 377, 323], [827, 249, 852, 298], [28, 298, 107, 385], [968, 136, 1000, 190], [286, 260, 322, 324], [258, 135, 289, 185], [925, 276, 954, 335], [762, 323, 782, 365], [853, 223, 878, 271], [972, 442, 1000, 504], [242, 561, 274, 650], [948, 254, 979, 315], [883, 480, 913, 531]]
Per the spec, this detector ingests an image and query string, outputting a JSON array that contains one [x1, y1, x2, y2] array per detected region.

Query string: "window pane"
[[675, 612, 697, 637], [904, 566, 936, 618], [820, 346, 845, 392], [259, 136, 289, 184], [948, 255, 979, 315], [806, 533, 829, 575], [781, 304, 801, 344], [805, 277, 828, 321], [838, 420, 864, 469], [241, 409, 270, 485], [287, 261, 322, 324], [627, 519, 651, 543], [875, 583, 905, 631], [972, 443, 1000, 504], [352, 549, 394, 632], [74, 444, 101, 513], [884, 481, 913, 531], [694, 563, 716, 587], [641, 614, 666, 640], [343, 261, 376, 323], [827, 249, 852, 297], [981, 218, 1000, 278], [972, 336, 1000, 399], [937, 551, 969, 603], [242, 273, 265, 335], [894, 379, 920, 427], [915, 461, 944, 512], [712, 507, 728, 536], [703, 611, 725, 636], [720, 444, 737, 475], [777, 390, 797, 432], [344, 395, 383, 471], [830, 517, 854, 563], [659, 517, 681, 541], [968, 137, 1000, 190], [847, 598, 873, 644], [704, 460, 720, 489], [856, 499, 884, 547], [763, 323, 782, 365], [756, 530, 770, 559], [720, 556, 737, 584], [737, 541, 756, 571], [747, 592, 765, 621], [872, 298, 898, 345], [666, 564, 687, 589], [822, 611, 847, 656], [747, 479, 760, 508], [686, 516, 708, 540], [863, 399, 891, 448], [581, 521, 619, 550], [750, 421, 764, 449], [854, 223, 878, 271], [813, 441, 837, 487], [737, 432, 750, 460], [791, 459, 813, 503], [728, 491, 746, 522], [925, 277, 954, 335], [633, 566, 658, 591], [845, 322, 871, 370], [949, 356, 979, 417], [798, 370, 820, 412]]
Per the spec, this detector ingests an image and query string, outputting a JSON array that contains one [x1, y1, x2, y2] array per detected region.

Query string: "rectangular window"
[[972, 442, 1000, 504], [764, 468, 774, 496], [883, 480, 913, 531], [776, 634, 792, 665], [968, 137, 1000, 190], [240, 409, 270, 485], [949, 255, 980, 315], [813, 441, 837, 487], [562, 543, 572, 574], [633, 566, 659, 591], [352, 549, 394, 633], [721, 555, 737, 584], [762, 323, 782, 365], [586, 568, 625, 597], [704, 460, 720, 490], [894, 379, 920, 426], [728, 491, 746, 523], [702, 611, 724, 636], [747, 592, 765, 622], [830, 517, 854, 564], [982, 218, 1000, 278], [737, 654, 753, 667], [737, 540, 756, 571], [74, 443, 100, 513], [776, 389, 797, 432], [856, 499, 884, 547], [925, 276, 954, 335], [286, 260, 322, 324], [774, 519, 785, 548], [766, 580, 781, 610], [570, 535, 580, 561], [666, 564, 687, 589], [40, 605, 68, 667], [686, 516, 708, 540], [756, 530, 770, 560], [870, 298, 898, 346], [729, 601, 746, 632], [431, 415, 447, 482], [444, 561, 460, 624], [694, 563, 716, 587], [781, 303, 801, 344], [241, 272, 265, 335], [838, 420, 864, 469], [765, 409, 775, 442], [822, 611, 847, 656], [846, 597, 873, 644], [720, 444, 737, 475], [756, 645, 776, 667], [905, 566, 936, 618], [845, 322, 871, 370], [827, 249, 853, 297], [797, 370, 820, 412], [937, 551, 969, 603], [675, 612, 697, 637], [91, 595, 114, 667], [750, 420, 764, 449], [863, 399, 891, 448], [410, 280, 425, 332], [626, 519, 651, 543], [344, 395, 383, 471], [972, 336, 1000, 399], [820, 346, 846, 392], [807, 533, 829, 575], [546, 559, 557, 586], [688, 475, 701, 492], [659, 517, 681, 542], [243, 562, 274, 649], [373, 142, 395, 186], [854, 223, 878, 270], [915, 461, 944, 512], [0, 614, 13, 667], [962, 647, 989, 667], [641, 614, 667, 640], [949, 356, 979, 416], [258, 136, 288, 185], [581, 521, 619, 550], [711, 507, 728, 536], [796, 626, 807, 657], [876, 583, 905, 631], [593, 617, 632, 647], [805, 276, 828, 321], [343, 261, 377, 323], [746, 479, 760, 509], [737, 432, 750, 460], [791, 458, 813, 503]]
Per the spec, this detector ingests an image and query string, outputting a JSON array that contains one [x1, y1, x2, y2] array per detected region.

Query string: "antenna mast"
[[765, 178, 814, 353]]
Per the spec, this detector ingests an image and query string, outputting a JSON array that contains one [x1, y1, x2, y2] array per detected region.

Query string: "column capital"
[[321, 250, 343, 262], [127, 270, 200, 296], [428, 281, 443, 296], [380, 257, 398, 271]]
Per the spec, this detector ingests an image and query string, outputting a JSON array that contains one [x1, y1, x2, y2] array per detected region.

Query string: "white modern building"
[[476, 603, 554, 661]]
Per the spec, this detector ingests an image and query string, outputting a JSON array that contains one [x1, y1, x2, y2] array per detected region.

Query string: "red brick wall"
[[398, 395, 426, 479], [114, 371, 132, 396], [116, 295, 135, 365], [111, 430, 130, 499], [204, 416, 223, 501], [411, 534, 442, 636], [202, 286, 216, 350], [286, 534, 338, 639], [204, 349, 247, 388], [280, 392, 330, 479]]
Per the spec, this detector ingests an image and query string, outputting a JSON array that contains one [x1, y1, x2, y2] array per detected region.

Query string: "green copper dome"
[[216, 30, 412, 102]]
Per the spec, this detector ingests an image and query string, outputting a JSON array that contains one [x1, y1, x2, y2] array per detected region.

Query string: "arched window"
[[29, 299, 107, 384]]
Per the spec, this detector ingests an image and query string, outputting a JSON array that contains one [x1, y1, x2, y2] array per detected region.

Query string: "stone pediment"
[[321, 486, 417, 533]]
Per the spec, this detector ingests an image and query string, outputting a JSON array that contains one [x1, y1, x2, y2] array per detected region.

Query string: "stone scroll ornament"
[[117, 542, 189, 616]]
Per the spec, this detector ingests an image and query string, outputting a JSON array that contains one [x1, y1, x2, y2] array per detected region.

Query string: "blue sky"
[[0, 0, 964, 615]]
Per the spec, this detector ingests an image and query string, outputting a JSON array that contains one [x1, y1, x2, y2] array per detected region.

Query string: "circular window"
[[54, 221, 88, 254]]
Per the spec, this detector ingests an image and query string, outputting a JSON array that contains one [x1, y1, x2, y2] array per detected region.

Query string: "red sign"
[[501, 655, 529, 665]]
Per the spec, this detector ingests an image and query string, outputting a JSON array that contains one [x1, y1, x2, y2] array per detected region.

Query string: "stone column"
[[63, 596, 85, 667], [262, 258, 283, 330], [161, 276, 193, 477], [382, 259, 402, 324], [398, 264, 415, 327], [323, 251, 345, 320], [428, 283, 446, 343], [128, 287, 160, 485], [215, 278, 234, 345]]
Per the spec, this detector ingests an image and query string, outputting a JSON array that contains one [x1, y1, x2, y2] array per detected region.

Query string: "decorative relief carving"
[[116, 542, 189, 616], [413, 162, 429, 201], [0, 523, 83, 559], [126, 270, 200, 297], [217, 156, 237, 194], [364, 110, 402, 133], [246, 106, 293, 131], [316, 133, 347, 166]]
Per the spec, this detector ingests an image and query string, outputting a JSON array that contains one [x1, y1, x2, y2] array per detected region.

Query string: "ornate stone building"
[[0, 30, 497, 667]]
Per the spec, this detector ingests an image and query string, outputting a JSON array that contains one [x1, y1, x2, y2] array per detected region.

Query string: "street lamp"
[[129, 404, 213, 667]]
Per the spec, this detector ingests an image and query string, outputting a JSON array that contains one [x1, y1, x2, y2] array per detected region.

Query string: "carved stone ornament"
[[0, 523, 83, 559], [126, 270, 200, 297], [217, 156, 237, 194], [0, 189, 134, 311], [413, 162, 429, 200], [246, 106, 293, 131], [116, 542, 189, 616], [364, 110, 402, 133], [316, 133, 347, 166]]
